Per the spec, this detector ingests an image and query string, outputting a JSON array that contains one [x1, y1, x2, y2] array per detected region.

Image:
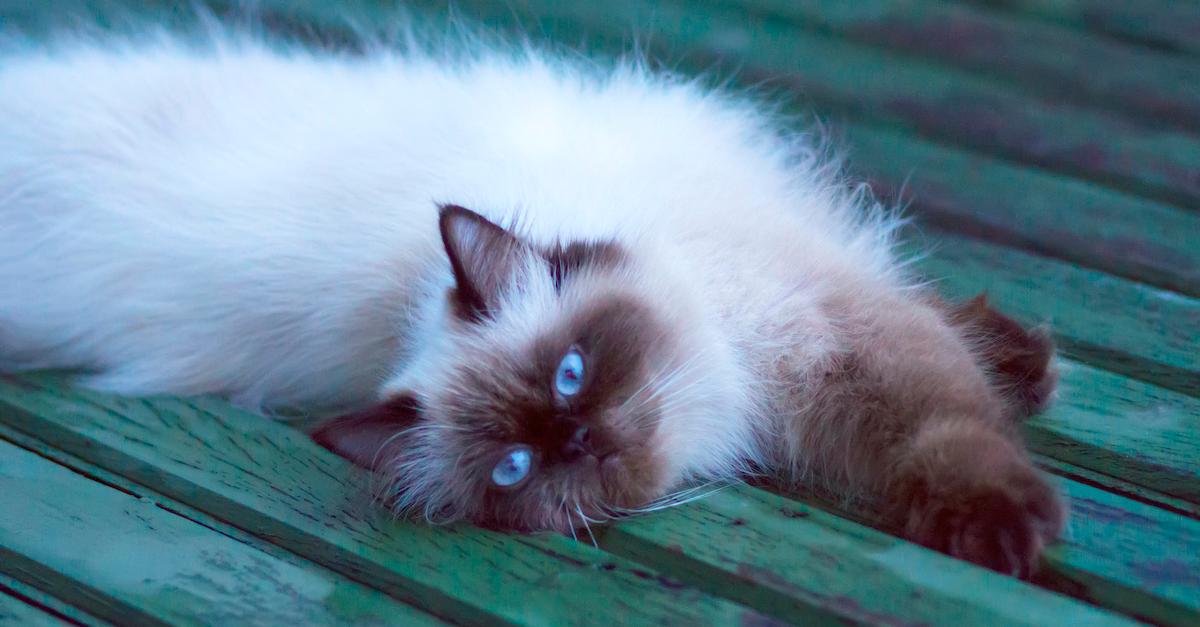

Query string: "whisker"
[[576, 501, 599, 549], [613, 482, 729, 515], [567, 506, 579, 543]]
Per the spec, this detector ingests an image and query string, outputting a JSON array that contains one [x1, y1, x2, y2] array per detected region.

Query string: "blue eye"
[[492, 445, 533, 487], [554, 349, 585, 397]]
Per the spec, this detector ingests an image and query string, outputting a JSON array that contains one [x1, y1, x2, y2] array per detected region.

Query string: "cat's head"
[[313, 205, 745, 531]]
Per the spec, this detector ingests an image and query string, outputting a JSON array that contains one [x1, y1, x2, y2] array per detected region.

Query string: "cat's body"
[[0, 31, 1063, 576]]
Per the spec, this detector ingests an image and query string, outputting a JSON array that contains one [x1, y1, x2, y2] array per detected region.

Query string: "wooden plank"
[[0, 574, 110, 627], [908, 232, 1200, 397], [397, 0, 1200, 210], [1035, 457, 1198, 521], [0, 438, 446, 627], [708, 0, 1200, 132], [599, 485, 1132, 626], [957, 0, 1200, 58], [600, 478, 1200, 625], [0, 375, 1192, 624], [1047, 480, 1200, 626], [0, 586, 70, 627], [843, 123, 1200, 296], [1028, 359, 1200, 509], [0, 376, 773, 627]]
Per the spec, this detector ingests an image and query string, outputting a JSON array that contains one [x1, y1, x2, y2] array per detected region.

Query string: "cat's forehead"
[[448, 291, 666, 423]]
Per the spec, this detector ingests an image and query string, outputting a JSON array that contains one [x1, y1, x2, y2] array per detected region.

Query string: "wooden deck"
[[2, 1, 1198, 625]]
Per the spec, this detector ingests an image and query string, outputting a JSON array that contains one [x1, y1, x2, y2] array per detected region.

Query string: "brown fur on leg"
[[885, 418, 1065, 577], [789, 291, 1066, 577], [939, 294, 1059, 420]]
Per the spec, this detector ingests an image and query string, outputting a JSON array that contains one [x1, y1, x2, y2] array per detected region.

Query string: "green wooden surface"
[[1027, 359, 1200, 509], [0, 573, 111, 627], [0, 582, 71, 627], [414, 0, 1200, 210], [599, 485, 1131, 626], [1048, 480, 1200, 626], [0, 376, 772, 627], [911, 232, 1200, 397], [0, 437, 445, 627], [711, 0, 1200, 133], [844, 124, 1200, 297], [959, 0, 1200, 58], [4, 376, 1198, 624]]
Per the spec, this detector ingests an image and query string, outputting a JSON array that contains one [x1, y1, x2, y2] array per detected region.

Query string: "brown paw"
[[891, 425, 1066, 577]]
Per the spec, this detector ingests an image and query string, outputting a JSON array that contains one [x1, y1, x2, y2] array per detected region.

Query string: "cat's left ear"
[[438, 204, 530, 322], [310, 394, 421, 470]]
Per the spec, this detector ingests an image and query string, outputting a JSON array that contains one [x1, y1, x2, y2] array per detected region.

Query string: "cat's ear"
[[438, 204, 529, 322], [310, 393, 422, 470]]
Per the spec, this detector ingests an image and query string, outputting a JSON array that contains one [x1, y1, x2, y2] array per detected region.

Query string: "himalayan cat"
[[0, 26, 1064, 577]]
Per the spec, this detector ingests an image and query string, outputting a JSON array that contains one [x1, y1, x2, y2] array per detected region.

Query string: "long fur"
[[0, 18, 1062, 576]]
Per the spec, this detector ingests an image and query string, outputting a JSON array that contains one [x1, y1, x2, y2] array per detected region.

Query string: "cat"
[[0, 25, 1064, 577]]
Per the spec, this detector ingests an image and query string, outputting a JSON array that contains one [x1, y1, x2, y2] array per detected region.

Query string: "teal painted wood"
[[842, 123, 1200, 296], [600, 485, 1131, 625], [4, 376, 1199, 624], [1028, 359, 1200, 508], [388, 0, 1200, 210], [1050, 480, 1200, 626], [0, 376, 771, 626], [0, 586, 69, 627], [957, 0, 1200, 58], [708, 0, 1200, 132], [0, 438, 446, 627], [0, 574, 111, 627], [907, 232, 1200, 397]]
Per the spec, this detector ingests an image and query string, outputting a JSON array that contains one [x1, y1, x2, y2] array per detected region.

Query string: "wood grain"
[[0, 573, 110, 627], [0, 586, 70, 627], [394, 0, 1200, 210], [844, 123, 1200, 297], [958, 0, 1200, 58], [4, 376, 1198, 623], [1028, 359, 1200, 508], [0, 437, 444, 627], [601, 485, 1132, 625], [909, 232, 1200, 397], [0, 376, 770, 626], [709, 0, 1200, 132]]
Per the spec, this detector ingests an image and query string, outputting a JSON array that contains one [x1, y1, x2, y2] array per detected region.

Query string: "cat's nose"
[[561, 425, 591, 461], [562, 425, 612, 462]]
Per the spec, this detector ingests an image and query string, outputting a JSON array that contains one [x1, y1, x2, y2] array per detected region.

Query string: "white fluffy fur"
[[0, 29, 906, 490]]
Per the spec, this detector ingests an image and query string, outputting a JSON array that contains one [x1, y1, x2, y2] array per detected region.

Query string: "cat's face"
[[313, 205, 711, 532]]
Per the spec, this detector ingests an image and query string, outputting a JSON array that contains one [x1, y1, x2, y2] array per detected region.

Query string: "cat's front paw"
[[891, 427, 1066, 577]]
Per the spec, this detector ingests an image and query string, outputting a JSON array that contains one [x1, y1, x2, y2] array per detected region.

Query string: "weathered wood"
[[908, 232, 1200, 397], [0, 437, 445, 627], [843, 123, 1200, 296], [0, 584, 70, 627], [601, 476, 1200, 626], [1035, 457, 1198, 522], [4, 375, 1198, 624], [1028, 359, 1200, 508], [600, 485, 1132, 625], [0, 574, 110, 627], [388, 0, 1200, 210], [958, 0, 1200, 58], [708, 0, 1200, 132], [0, 376, 771, 626], [1048, 480, 1200, 626]]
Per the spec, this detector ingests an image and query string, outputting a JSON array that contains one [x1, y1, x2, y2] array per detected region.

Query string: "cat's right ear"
[[438, 204, 529, 322], [310, 393, 422, 470]]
